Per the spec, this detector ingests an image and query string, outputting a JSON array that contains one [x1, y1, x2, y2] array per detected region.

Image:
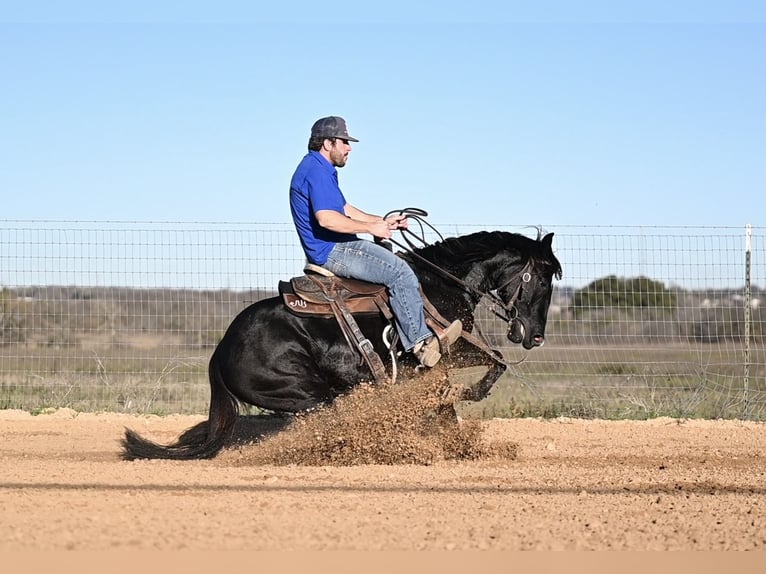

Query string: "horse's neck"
[[462, 254, 527, 293], [416, 256, 516, 327]]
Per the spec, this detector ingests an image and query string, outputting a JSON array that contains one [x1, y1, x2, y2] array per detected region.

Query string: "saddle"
[[279, 274, 392, 319], [279, 271, 394, 384], [279, 266, 463, 385]]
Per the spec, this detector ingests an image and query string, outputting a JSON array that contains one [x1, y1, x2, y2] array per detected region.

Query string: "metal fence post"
[[744, 223, 752, 419]]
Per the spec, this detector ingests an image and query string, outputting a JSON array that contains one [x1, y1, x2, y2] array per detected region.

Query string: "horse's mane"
[[411, 230, 562, 277]]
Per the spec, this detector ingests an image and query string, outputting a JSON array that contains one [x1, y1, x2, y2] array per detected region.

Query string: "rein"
[[384, 208, 533, 323], [383, 209, 535, 368]]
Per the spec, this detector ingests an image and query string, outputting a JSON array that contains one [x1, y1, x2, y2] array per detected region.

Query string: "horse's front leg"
[[445, 342, 508, 402], [462, 359, 507, 402]]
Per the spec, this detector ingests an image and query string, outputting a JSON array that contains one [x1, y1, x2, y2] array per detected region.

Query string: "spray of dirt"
[[219, 367, 518, 466]]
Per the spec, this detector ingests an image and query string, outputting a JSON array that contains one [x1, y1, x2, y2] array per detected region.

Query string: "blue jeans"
[[323, 239, 432, 351]]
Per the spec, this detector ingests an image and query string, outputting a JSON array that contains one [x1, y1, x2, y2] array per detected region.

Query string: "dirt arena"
[[1, 372, 765, 551]]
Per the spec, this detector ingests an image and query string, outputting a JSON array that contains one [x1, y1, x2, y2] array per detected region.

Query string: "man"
[[289, 115, 462, 367]]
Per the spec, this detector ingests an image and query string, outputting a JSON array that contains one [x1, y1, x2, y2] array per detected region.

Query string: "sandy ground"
[[1, 398, 765, 551]]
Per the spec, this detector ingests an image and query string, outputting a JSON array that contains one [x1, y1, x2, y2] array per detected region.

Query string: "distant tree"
[[571, 275, 677, 317]]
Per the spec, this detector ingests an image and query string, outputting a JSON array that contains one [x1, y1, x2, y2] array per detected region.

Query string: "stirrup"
[[304, 263, 335, 277]]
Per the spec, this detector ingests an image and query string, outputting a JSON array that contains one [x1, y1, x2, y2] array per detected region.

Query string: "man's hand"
[[368, 220, 393, 239], [385, 214, 408, 230]]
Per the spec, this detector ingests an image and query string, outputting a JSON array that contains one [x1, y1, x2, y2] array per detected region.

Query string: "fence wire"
[[1, 221, 762, 419]]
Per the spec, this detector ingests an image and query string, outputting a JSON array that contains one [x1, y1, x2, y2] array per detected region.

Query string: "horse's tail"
[[121, 350, 238, 460]]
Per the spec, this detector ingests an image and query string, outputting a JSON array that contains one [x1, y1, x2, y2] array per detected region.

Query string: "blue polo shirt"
[[289, 151, 358, 265]]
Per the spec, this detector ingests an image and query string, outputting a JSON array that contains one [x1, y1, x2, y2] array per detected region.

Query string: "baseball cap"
[[310, 116, 359, 142]]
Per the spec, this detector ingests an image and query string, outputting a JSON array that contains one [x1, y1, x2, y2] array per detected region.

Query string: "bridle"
[[486, 259, 534, 333]]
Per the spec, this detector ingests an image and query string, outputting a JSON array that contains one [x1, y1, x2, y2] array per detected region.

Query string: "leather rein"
[[383, 209, 536, 365], [384, 209, 534, 326]]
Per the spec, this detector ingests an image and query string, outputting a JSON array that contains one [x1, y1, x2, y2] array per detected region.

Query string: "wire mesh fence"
[[1, 220, 763, 419]]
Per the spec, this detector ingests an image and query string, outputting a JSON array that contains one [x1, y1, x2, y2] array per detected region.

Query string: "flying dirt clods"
[[220, 367, 518, 466]]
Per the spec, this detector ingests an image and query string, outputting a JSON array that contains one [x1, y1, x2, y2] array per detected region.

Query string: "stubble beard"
[[331, 148, 348, 168]]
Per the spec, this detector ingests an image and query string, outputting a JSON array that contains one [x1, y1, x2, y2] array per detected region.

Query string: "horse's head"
[[406, 228, 562, 350], [496, 233, 562, 350]]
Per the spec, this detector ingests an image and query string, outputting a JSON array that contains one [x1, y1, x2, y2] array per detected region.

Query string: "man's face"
[[328, 138, 352, 167]]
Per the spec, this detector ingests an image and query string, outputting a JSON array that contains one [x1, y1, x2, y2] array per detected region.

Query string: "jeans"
[[324, 239, 432, 351]]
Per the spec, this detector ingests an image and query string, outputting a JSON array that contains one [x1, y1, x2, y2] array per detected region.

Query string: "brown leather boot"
[[413, 336, 441, 368], [432, 319, 463, 352], [413, 319, 463, 368]]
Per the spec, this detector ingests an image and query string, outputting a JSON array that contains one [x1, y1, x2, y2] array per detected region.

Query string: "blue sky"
[[1, 2, 764, 228]]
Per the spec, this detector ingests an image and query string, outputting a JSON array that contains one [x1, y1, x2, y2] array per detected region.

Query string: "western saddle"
[[278, 263, 457, 385]]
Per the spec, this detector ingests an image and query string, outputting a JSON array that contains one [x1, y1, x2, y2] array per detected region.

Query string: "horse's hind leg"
[[231, 370, 334, 414]]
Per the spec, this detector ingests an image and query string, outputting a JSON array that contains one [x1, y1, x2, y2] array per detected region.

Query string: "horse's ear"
[[542, 232, 554, 249]]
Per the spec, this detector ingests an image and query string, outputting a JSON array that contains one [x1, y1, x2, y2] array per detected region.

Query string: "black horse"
[[122, 230, 562, 460]]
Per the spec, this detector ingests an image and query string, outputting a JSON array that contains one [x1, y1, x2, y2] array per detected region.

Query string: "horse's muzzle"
[[508, 318, 525, 345], [508, 319, 545, 349]]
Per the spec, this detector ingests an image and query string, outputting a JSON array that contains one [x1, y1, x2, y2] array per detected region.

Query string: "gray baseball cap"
[[310, 116, 359, 142]]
